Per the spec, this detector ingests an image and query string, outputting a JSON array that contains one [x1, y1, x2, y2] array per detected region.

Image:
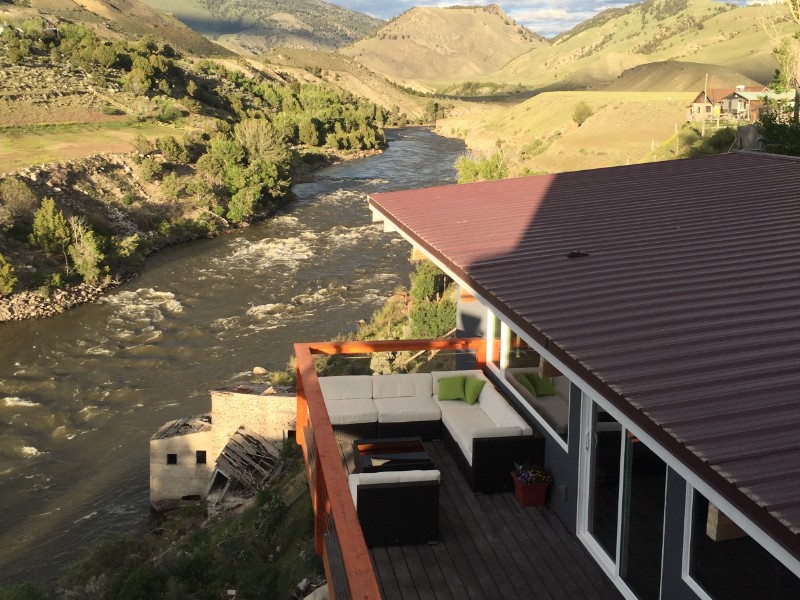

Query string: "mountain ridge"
[[340, 5, 547, 84], [137, 0, 384, 55]]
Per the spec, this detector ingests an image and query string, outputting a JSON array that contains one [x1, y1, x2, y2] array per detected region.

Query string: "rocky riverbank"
[[0, 279, 114, 321]]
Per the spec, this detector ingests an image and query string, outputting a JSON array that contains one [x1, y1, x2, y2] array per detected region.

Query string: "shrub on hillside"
[[29, 197, 70, 260], [573, 101, 594, 126], [0, 254, 16, 295], [138, 157, 162, 182], [0, 178, 38, 226]]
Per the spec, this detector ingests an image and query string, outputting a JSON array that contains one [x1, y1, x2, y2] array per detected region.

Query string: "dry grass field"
[[439, 91, 696, 174]]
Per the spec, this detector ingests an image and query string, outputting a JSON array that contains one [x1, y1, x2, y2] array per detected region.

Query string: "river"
[[0, 128, 465, 584]]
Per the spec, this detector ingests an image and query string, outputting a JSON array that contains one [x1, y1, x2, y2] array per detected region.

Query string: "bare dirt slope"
[[340, 5, 547, 85]]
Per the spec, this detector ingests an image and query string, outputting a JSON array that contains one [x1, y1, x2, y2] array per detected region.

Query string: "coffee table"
[[352, 437, 434, 473]]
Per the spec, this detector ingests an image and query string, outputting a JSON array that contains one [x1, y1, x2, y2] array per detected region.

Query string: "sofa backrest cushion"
[[479, 385, 532, 435], [348, 469, 441, 508], [473, 425, 522, 438], [554, 376, 570, 400], [318, 375, 373, 401], [372, 373, 433, 399]]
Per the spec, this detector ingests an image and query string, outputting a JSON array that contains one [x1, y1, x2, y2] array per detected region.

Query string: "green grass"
[[0, 121, 180, 172]]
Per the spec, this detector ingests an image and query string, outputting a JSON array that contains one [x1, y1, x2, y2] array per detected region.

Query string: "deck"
[[366, 441, 623, 600]]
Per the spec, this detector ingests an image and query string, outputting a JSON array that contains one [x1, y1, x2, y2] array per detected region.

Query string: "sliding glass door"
[[579, 396, 667, 600]]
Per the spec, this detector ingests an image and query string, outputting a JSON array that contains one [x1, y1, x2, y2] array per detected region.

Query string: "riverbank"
[[0, 144, 384, 323]]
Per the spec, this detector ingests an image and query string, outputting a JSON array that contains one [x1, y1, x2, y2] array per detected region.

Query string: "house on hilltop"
[[687, 85, 769, 121], [722, 89, 796, 121], [294, 151, 800, 599]]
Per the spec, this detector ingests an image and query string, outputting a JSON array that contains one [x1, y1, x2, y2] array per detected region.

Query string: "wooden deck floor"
[[368, 441, 624, 600]]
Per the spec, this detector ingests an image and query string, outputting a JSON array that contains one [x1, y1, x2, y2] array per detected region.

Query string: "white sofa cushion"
[[473, 425, 522, 439], [431, 370, 488, 399], [372, 373, 432, 398], [349, 469, 441, 508], [479, 385, 533, 435], [318, 375, 373, 400], [326, 398, 378, 425], [374, 395, 441, 423], [442, 409, 496, 465]]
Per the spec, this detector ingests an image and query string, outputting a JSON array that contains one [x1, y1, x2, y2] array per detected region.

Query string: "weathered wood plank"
[[368, 441, 624, 600]]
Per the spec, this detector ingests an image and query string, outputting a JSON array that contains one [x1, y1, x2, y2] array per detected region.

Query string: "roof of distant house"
[[369, 151, 800, 559]]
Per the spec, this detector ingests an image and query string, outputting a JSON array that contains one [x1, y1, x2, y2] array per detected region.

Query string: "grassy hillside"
[[341, 5, 546, 85], [439, 91, 695, 173], [604, 60, 763, 92], [486, 0, 791, 90], [139, 0, 384, 55], [24, 0, 232, 56], [264, 47, 431, 119]]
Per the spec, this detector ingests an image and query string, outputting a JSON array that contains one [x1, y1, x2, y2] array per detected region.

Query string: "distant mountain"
[[27, 0, 232, 56], [493, 0, 793, 90], [138, 0, 384, 55], [340, 5, 547, 84]]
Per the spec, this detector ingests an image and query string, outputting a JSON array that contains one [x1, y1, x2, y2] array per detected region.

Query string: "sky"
[[330, 0, 751, 37]]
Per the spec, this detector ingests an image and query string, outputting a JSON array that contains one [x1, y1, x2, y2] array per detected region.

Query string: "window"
[[486, 309, 570, 446], [196, 450, 207, 465], [688, 490, 800, 599], [166, 453, 177, 465]]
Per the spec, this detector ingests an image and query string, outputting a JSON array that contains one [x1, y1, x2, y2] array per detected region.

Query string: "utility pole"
[[674, 123, 679, 155], [701, 72, 708, 137]]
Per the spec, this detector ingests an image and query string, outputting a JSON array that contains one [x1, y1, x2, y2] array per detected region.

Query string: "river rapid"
[[0, 128, 465, 584]]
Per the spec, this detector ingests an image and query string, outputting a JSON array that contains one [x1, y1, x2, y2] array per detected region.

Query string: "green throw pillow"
[[438, 376, 466, 401], [516, 372, 537, 396], [464, 376, 486, 405], [528, 373, 556, 396]]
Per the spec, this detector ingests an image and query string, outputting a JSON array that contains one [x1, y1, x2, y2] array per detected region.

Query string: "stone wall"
[[210, 392, 296, 460], [149, 429, 214, 512]]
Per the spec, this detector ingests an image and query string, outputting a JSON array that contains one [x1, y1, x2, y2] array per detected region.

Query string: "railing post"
[[314, 451, 325, 555]]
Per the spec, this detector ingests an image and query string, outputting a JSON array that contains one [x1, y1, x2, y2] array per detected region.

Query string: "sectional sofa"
[[318, 370, 544, 493]]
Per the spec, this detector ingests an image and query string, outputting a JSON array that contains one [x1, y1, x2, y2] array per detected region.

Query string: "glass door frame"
[[576, 391, 641, 600]]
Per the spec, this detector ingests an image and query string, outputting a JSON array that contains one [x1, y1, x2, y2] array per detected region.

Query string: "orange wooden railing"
[[294, 338, 486, 600]]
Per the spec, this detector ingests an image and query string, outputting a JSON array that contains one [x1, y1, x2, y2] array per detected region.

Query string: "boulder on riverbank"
[[0, 281, 112, 322]]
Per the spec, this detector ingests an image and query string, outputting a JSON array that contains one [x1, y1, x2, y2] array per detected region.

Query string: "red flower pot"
[[511, 473, 549, 507]]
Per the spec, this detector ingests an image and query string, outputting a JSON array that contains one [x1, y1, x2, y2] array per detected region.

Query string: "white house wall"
[[149, 429, 214, 511]]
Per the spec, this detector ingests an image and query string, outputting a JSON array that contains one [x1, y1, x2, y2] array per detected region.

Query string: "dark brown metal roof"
[[369, 152, 800, 559]]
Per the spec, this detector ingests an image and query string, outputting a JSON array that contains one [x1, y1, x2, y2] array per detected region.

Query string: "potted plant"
[[511, 463, 553, 507]]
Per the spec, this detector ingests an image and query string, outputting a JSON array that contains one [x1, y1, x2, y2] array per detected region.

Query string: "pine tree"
[[0, 253, 16, 295], [67, 217, 104, 285], [30, 197, 71, 269]]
